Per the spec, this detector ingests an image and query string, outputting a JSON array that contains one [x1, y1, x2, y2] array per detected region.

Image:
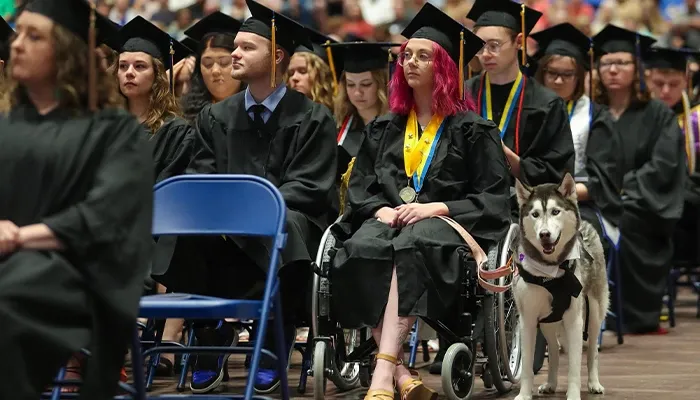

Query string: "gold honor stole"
[[482, 70, 524, 137], [401, 110, 446, 202], [679, 91, 699, 174]]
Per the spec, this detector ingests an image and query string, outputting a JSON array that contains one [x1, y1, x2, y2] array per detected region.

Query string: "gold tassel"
[[169, 40, 175, 94], [589, 45, 594, 102], [270, 15, 276, 88], [520, 4, 527, 67], [338, 157, 356, 216], [459, 30, 464, 100], [88, 0, 97, 111], [325, 41, 338, 95]]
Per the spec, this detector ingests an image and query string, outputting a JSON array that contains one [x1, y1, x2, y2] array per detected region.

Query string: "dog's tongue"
[[542, 243, 556, 254]]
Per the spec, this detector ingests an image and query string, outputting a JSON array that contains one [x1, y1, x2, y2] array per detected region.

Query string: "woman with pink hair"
[[330, 4, 511, 399]]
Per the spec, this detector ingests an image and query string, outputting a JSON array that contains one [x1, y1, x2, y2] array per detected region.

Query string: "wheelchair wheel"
[[497, 224, 522, 384], [441, 343, 475, 400], [482, 295, 511, 394], [313, 341, 327, 399], [328, 328, 361, 391]]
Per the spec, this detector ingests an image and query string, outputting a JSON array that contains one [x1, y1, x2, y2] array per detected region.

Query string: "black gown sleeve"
[[519, 98, 576, 185], [346, 119, 394, 228], [187, 106, 218, 174], [42, 116, 154, 258], [444, 118, 512, 244], [623, 102, 686, 224], [584, 104, 623, 225], [279, 105, 337, 216], [153, 117, 195, 183]]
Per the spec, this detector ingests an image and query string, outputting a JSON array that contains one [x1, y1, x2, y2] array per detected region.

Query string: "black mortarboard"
[[644, 46, 700, 72], [592, 25, 655, 57], [181, 37, 199, 54], [24, 0, 118, 44], [530, 23, 592, 69], [0, 16, 14, 61], [184, 11, 242, 43], [402, 3, 484, 64], [467, 0, 542, 36], [115, 16, 189, 68], [324, 41, 399, 74], [296, 26, 336, 64], [402, 3, 484, 99], [238, 0, 311, 55]]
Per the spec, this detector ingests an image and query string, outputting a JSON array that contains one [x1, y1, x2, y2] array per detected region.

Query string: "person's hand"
[[175, 56, 196, 85], [0, 220, 20, 255], [395, 203, 448, 227], [375, 207, 399, 227]]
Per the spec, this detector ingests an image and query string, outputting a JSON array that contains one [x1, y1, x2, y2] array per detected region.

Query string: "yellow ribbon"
[[404, 109, 445, 181], [485, 70, 523, 132]]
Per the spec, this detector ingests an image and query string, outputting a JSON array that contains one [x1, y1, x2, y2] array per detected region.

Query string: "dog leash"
[[433, 216, 516, 293]]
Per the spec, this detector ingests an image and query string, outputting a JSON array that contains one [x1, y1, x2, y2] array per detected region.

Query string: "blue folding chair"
[[136, 175, 290, 400], [597, 212, 624, 347]]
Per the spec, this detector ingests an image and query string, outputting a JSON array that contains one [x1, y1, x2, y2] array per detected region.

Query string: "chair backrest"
[[152, 175, 286, 242]]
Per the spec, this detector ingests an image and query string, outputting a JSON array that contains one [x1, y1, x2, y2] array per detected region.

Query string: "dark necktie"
[[250, 104, 266, 128]]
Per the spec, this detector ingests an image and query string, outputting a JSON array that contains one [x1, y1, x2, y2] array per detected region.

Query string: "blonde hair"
[[119, 55, 182, 133], [333, 69, 389, 127], [1, 23, 124, 114], [287, 52, 335, 110]]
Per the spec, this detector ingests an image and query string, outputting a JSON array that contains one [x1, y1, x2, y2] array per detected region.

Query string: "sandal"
[[399, 376, 438, 400], [365, 389, 395, 399]]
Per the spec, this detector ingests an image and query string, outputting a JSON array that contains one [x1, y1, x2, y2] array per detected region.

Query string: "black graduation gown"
[[0, 104, 153, 399], [150, 116, 194, 183], [614, 99, 686, 333], [672, 101, 700, 264], [331, 112, 512, 328], [466, 74, 575, 216], [156, 89, 337, 301], [331, 116, 365, 218], [574, 100, 624, 232]]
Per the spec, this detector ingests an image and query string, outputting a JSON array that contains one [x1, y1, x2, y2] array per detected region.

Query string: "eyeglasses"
[[397, 51, 432, 67], [598, 60, 635, 70], [544, 69, 577, 82], [476, 40, 512, 56]]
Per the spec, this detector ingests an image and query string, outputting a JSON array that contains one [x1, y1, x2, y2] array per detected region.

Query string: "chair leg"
[[176, 323, 195, 392], [408, 320, 419, 369], [421, 340, 431, 362], [50, 367, 67, 400], [297, 328, 313, 394], [274, 292, 291, 400], [145, 319, 166, 391], [131, 325, 147, 400]]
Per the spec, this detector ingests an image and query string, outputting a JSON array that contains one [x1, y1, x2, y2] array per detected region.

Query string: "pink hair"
[[389, 41, 476, 116]]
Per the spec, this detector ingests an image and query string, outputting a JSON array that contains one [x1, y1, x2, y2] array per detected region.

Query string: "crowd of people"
[[0, 0, 697, 399]]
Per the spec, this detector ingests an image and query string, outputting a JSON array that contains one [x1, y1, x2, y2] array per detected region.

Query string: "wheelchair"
[[309, 221, 522, 400]]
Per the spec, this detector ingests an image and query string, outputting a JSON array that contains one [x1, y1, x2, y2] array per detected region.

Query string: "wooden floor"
[[149, 290, 700, 399]]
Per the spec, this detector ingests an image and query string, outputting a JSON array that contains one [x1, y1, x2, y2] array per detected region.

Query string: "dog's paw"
[[588, 381, 605, 394], [514, 394, 533, 400], [566, 390, 582, 400], [538, 383, 556, 394]]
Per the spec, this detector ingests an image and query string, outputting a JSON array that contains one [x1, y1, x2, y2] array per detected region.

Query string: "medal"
[[399, 186, 417, 203]]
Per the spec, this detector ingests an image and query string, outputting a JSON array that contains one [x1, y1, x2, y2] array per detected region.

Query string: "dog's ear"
[[558, 172, 577, 202], [515, 178, 532, 207]]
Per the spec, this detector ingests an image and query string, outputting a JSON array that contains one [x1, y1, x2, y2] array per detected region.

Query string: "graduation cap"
[[325, 41, 400, 74], [0, 16, 14, 61], [592, 24, 655, 57], [184, 11, 242, 43], [238, 0, 311, 56], [24, 0, 120, 111], [467, 0, 541, 35], [644, 46, 700, 72], [116, 16, 189, 68], [530, 23, 592, 70], [181, 37, 199, 54], [296, 26, 336, 64], [401, 3, 485, 99]]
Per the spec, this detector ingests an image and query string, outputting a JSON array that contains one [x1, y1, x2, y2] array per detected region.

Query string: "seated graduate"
[[287, 26, 336, 110], [530, 23, 623, 239], [592, 25, 686, 334], [331, 4, 511, 400], [466, 0, 575, 193], [154, 0, 337, 394], [180, 11, 246, 122], [0, 16, 12, 82], [644, 47, 700, 265], [114, 16, 194, 183], [0, 1, 153, 398], [324, 40, 400, 216]]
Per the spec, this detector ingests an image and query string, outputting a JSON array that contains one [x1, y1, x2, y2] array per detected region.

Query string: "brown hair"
[[594, 57, 651, 105], [1, 23, 124, 113], [535, 54, 586, 101], [333, 69, 388, 127], [285, 52, 334, 110], [119, 55, 182, 133]]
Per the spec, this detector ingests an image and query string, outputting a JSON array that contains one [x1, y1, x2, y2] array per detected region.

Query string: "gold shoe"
[[364, 389, 395, 399], [399, 377, 438, 400]]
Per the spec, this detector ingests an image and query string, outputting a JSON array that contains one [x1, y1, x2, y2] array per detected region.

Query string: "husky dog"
[[513, 173, 609, 400]]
